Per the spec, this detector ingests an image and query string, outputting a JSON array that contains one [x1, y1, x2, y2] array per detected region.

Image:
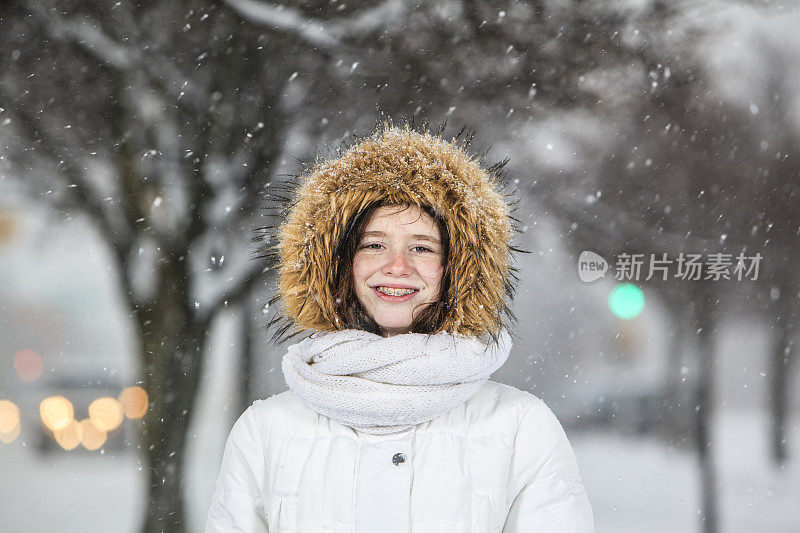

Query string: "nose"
[[384, 250, 413, 275]]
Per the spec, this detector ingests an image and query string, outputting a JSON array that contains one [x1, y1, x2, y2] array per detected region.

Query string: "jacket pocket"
[[267, 495, 298, 533], [471, 493, 492, 533]]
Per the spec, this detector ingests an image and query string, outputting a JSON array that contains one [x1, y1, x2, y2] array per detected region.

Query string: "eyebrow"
[[361, 230, 441, 245]]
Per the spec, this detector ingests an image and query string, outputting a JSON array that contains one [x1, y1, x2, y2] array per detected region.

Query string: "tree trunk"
[[135, 257, 209, 533], [693, 285, 718, 533], [770, 283, 795, 464], [660, 295, 693, 449], [238, 296, 255, 417]]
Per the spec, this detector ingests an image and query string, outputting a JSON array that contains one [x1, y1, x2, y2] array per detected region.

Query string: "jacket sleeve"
[[205, 406, 270, 533], [502, 399, 594, 533]]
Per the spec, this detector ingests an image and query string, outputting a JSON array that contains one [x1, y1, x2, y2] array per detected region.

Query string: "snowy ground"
[[1, 407, 797, 532], [573, 408, 800, 533]]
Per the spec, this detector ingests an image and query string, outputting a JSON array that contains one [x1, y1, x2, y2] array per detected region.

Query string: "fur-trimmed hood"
[[260, 122, 525, 342]]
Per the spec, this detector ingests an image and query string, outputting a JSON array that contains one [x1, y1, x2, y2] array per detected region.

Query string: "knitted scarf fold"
[[281, 328, 512, 434]]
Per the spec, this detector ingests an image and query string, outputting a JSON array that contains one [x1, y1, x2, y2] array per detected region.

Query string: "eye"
[[361, 243, 382, 250], [412, 245, 433, 253]]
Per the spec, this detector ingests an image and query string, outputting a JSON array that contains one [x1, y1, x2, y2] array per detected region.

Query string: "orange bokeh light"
[[13, 349, 43, 383], [118, 386, 149, 419], [39, 396, 74, 431], [88, 397, 124, 432], [0, 400, 20, 433], [54, 418, 82, 450], [79, 418, 107, 451], [0, 419, 20, 444]]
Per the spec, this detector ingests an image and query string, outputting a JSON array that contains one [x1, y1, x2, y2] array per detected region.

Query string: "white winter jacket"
[[205, 380, 594, 532]]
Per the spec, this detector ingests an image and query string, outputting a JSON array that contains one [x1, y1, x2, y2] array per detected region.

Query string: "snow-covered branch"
[[222, 0, 341, 50], [545, 189, 723, 252], [25, 2, 207, 114], [345, 0, 408, 35], [0, 86, 134, 251], [50, 17, 133, 70], [198, 258, 274, 332], [222, 0, 407, 52]]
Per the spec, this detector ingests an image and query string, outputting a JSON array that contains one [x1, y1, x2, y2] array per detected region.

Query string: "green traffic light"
[[608, 283, 645, 320]]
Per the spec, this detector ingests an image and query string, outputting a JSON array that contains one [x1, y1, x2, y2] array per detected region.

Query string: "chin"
[[377, 320, 412, 330], [375, 319, 413, 333]]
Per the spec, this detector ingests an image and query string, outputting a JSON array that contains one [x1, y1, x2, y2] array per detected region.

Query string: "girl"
[[205, 123, 594, 532]]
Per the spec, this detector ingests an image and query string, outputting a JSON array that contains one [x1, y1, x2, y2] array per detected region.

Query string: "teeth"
[[376, 286, 417, 296]]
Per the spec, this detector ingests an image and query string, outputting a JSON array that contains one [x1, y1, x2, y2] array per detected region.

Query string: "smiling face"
[[352, 204, 444, 336]]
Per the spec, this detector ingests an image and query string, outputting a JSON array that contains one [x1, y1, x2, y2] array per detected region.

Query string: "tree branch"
[[25, 1, 207, 115], [47, 14, 133, 69], [541, 188, 723, 252], [222, 0, 408, 53], [0, 84, 134, 252], [198, 257, 275, 333]]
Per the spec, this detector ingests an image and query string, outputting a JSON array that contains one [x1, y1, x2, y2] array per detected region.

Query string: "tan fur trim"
[[270, 123, 517, 339]]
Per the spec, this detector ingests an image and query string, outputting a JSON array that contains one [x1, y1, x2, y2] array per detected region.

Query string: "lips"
[[376, 286, 416, 295], [372, 286, 419, 301], [371, 284, 420, 290]]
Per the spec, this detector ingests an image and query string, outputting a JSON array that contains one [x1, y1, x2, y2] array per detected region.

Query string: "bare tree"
[[0, 1, 302, 530], [535, 3, 800, 531]]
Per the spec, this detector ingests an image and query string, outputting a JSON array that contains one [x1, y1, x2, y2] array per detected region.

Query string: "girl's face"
[[352, 205, 444, 336]]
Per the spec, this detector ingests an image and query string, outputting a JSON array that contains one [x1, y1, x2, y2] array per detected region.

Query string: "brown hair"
[[333, 200, 451, 336]]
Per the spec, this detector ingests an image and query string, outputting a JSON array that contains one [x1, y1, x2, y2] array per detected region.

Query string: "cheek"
[[421, 262, 444, 286], [351, 255, 372, 283]]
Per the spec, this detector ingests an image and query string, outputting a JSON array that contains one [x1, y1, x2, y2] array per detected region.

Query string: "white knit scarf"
[[281, 328, 513, 434]]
